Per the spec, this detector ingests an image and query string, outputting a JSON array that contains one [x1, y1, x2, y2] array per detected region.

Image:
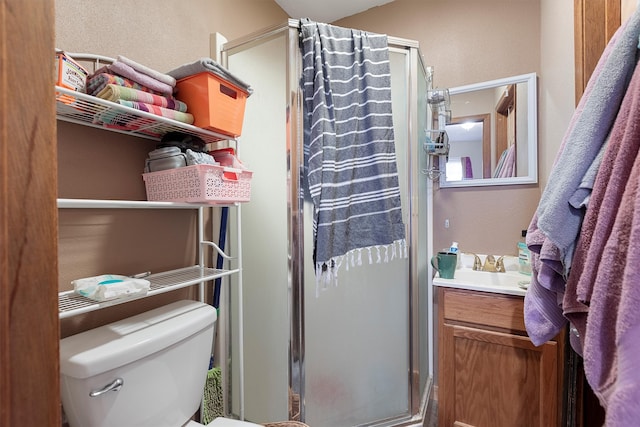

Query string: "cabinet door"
[[440, 324, 558, 427]]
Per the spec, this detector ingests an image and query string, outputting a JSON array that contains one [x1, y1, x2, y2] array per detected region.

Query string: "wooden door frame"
[[494, 84, 516, 176], [0, 0, 60, 425], [574, 0, 621, 102]]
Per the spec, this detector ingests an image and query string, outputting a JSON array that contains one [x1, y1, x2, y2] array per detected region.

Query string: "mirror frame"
[[439, 72, 538, 188]]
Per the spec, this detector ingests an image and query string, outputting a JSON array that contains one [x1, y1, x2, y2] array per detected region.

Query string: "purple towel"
[[564, 62, 640, 423], [524, 225, 568, 345], [586, 153, 640, 423], [461, 156, 473, 178], [563, 96, 640, 353]]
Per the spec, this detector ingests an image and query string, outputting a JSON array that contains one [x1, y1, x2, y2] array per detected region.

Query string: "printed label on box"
[[56, 54, 88, 92]]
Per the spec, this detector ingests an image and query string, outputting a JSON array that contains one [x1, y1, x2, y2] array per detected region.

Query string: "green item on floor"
[[202, 366, 223, 424]]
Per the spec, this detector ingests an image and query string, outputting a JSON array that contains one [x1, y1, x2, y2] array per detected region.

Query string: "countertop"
[[433, 267, 530, 297]]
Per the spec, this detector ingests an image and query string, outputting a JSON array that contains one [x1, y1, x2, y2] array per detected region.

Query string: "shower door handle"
[[89, 377, 124, 397]]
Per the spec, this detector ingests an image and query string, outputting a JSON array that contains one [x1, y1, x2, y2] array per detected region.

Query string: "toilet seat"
[[185, 417, 263, 427]]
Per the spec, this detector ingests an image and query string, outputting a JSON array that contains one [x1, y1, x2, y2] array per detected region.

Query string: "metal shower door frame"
[[220, 20, 432, 426]]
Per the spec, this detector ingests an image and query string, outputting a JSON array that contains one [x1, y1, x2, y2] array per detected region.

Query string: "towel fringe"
[[315, 239, 407, 296]]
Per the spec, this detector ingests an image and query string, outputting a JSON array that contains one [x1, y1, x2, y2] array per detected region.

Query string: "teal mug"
[[431, 251, 457, 279]]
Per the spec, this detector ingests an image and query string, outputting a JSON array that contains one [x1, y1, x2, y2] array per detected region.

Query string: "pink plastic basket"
[[143, 164, 252, 204]]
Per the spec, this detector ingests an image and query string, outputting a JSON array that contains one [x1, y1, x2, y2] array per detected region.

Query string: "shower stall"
[[220, 19, 432, 427]]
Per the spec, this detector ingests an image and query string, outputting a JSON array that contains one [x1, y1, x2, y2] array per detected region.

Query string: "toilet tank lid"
[[60, 300, 216, 379]]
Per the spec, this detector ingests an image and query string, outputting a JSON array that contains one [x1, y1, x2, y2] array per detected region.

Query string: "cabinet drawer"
[[442, 288, 526, 332]]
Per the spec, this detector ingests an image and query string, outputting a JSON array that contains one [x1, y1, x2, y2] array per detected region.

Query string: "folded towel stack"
[[166, 57, 253, 96], [87, 55, 195, 130], [96, 84, 188, 112]]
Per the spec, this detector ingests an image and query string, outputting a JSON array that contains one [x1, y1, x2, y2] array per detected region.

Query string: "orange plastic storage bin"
[[175, 72, 248, 137]]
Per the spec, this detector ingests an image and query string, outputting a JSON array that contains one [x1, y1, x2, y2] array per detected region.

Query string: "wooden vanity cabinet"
[[437, 287, 564, 427]]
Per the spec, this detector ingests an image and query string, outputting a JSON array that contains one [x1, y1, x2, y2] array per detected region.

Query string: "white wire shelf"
[[58, 265, 239, 319], [55, 85, 232, 145], [57, 198, 239, 209]]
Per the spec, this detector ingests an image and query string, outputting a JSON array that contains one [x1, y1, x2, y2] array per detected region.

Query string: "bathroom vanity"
[[434, 268, 564, 427]]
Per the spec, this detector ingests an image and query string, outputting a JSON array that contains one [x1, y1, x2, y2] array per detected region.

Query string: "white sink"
[[433, 267, 531, 296]]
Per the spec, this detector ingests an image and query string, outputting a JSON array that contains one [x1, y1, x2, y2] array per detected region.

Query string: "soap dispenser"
[[517, 230, 532, 275]]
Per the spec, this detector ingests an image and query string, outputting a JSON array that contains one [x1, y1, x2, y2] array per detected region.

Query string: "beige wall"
[[623, 0, 638, 21], [54, 0, 577, 334], [55, 0, 288, 337], [56, 0, 288, 71], [339, 0, 575, 257], [539, 0, 576, 190], [338, 0, 541, 88]]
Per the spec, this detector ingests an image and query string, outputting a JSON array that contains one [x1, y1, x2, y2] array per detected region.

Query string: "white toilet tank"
[[60, 300, 217, 427]]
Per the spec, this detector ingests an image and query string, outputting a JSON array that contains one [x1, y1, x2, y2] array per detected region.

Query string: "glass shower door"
[[303, 47, 413, 427], [224, 22, 431, 426]]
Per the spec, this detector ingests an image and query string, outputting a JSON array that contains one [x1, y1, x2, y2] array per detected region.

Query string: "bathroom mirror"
[[439, 72, 538, 188]]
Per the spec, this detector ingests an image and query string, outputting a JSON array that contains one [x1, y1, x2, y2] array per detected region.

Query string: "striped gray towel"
[[300, 19, 406, 292]]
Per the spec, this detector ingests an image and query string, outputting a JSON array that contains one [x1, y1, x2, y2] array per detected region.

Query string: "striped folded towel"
[[94, 100, 194, 128], [96, 84, 188, 112], [104, 62, 174, 96], [87, 72, 160, 97]]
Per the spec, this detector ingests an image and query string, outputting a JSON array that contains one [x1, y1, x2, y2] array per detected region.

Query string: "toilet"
[[59, 300, 262, 427]]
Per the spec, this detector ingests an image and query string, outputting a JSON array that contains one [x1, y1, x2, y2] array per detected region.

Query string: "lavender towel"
[[532, 10, 640, 275], [524, 224, 568, 345], [116, 55, 176, 87], [523, 249, 568, 345], [568, 141, 608, 213], [106, 62, 174, 96]]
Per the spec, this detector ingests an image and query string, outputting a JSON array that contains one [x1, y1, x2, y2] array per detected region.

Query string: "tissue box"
[[55, 52, 89, 104], [72, 274, 150, 302]]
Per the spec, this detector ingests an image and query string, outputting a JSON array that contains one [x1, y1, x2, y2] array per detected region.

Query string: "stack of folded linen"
[[87, 55, 195, 130], [166, 57, 253, 96]]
